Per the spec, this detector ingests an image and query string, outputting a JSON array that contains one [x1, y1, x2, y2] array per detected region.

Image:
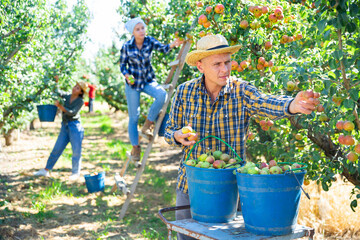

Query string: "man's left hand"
[[289, 90, 320, 115]]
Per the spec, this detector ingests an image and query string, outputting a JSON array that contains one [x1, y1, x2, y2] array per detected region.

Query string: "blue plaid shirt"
[[164, 76, 296, 194], [120, 36, 171, 91]]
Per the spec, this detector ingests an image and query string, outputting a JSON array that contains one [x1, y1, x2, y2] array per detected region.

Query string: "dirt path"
[[0, 102, 182, 240]]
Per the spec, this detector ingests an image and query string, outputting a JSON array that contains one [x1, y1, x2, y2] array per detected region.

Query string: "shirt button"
[[208, 116, 211, 118]]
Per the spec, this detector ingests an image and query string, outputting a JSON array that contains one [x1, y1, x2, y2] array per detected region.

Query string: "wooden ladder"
[[112, 38, 193, 220]]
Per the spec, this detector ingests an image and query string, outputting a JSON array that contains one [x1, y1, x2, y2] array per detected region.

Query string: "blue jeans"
[[125, 82, 167, 146], [45, 121, 84, 174]]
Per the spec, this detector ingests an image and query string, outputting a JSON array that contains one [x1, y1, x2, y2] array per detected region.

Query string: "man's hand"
[[174, 124, 198, 146], [289, 90, 320, 114]]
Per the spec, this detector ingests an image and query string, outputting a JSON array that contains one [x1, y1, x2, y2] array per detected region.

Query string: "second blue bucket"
[[37, 104, 57, 122], [84, 172, 105, 193], [236, 171, 305, 236], [186, 165, 238, 223]]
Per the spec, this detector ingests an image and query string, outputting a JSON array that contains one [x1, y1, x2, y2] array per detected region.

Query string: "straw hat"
[[185, 34, 241, 66], [77, 81, 88, 93]]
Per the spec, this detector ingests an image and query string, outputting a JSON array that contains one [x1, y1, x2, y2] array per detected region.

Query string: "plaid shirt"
[[120, 36, 171, 91], [164, 76, 296, 194]]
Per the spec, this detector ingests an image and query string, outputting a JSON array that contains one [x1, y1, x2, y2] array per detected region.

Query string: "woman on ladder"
[[120, 17, 183, 161]]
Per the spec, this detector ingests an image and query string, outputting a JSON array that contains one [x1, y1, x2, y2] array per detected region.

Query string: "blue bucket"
[[186, 165, 239, 223], [236, 171, 306, 236], [158, 113, 169, 137], [37, 104, 57, 122], [84, 171, 105, 193]]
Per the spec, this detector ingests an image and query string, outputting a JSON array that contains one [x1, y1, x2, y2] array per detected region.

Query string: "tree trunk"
[[4, 128, 15, 146], [30, 119, 36, 130]]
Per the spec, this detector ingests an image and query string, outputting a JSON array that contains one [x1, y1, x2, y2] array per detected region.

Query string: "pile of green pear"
[[185, 150, 242, 169], [236, 160, 303, 175]]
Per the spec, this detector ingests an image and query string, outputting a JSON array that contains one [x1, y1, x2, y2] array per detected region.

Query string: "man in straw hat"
[[164, 34, 319, 240]]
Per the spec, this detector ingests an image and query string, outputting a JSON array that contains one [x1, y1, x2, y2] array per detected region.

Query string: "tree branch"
[[2, 23, 29, 39], [3, 33, 35, 66], [289, 116, 360, 186]]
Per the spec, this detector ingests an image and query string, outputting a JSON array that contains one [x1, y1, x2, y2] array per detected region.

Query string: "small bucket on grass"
[[84, 171, 105, 193], [37, 104, 57, 122], [185, 135, 245, 223], [236, 163, 307, 236]]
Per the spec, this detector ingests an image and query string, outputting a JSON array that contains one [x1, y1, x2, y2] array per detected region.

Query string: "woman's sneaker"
[[69, 173, 80, 181], [34, 169, 50, 177]]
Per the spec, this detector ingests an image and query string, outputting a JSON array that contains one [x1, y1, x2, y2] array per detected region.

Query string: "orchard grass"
[[0, 107, 177, 239]]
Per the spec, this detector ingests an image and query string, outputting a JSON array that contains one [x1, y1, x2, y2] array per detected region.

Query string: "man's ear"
[[196, 61, 204, 73]]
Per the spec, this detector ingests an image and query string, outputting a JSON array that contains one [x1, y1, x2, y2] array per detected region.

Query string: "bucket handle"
[[185, 135, 245, 166], [279, 162, 310, 200]]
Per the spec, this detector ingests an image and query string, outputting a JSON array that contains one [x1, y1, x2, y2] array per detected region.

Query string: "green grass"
[[106, 139, 132, 160], [36, 180, 71, 200], [144, 166, 176, 205]]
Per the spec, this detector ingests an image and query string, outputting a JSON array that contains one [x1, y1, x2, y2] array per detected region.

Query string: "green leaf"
[[343, 99, 354, 109], [350, 199, 357, 212], [346, 22, 356, 33], [322, 181, 329, 191], [338, 12, 349, 27], [339, 0, 347, 10], [317, 19, 327, 33], [349, 89, 359, 101], [329, 59, 337, 69], [333, 50, 343, 60], [350, 4, 359, 17], [323, 30, 331, 40], [214, 13, 220, 22]]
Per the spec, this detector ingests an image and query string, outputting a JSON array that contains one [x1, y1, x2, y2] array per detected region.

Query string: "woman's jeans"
[[45, 120, 84, 174], [125, 82, 167, 146]]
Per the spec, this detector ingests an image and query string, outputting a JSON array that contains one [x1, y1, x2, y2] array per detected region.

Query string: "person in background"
[[87, 82, 97, 113], [34, 81, 88, 181], [119, 17, 183, 161], [164, 34, 319, 240]]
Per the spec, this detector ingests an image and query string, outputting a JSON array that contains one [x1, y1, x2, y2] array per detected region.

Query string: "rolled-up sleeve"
[[151, 37, 171, 54], [120, 45, 129, 77], [243, 83, 296, 119]]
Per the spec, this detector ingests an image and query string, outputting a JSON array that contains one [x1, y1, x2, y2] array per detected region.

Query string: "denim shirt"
[[57, 89, 84, 123]]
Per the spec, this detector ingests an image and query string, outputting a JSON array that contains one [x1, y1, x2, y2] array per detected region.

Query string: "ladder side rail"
[[152, 40, 192, 139]]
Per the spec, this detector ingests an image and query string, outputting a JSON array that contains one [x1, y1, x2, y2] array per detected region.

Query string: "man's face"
[[196, 53, 231, 88]]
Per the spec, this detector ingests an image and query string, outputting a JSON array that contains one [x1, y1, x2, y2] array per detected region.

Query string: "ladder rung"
[[169, 60, 179, 67], [161, 84, 171, 90], [126, 151, 141, 168], [114, 173, 130, 195]]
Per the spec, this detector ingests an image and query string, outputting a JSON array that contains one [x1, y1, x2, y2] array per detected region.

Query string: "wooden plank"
[[169, 59, 179, 67]]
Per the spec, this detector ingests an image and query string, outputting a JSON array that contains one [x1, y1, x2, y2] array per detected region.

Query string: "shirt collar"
[[129, 36, 149, 47], [199, 74, 234, 95]]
